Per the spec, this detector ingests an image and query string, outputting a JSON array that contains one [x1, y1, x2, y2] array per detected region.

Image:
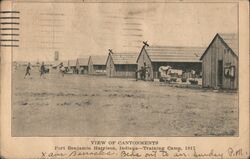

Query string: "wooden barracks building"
[[200, 33, 238, 89], [88, 55, 107, 75], [137, 42, 205, 80], [76, 58, 89, 74], [106, 50, 138, 78]]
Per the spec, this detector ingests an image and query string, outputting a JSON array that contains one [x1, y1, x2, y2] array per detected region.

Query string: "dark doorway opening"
[[218, 60, 223, 87]]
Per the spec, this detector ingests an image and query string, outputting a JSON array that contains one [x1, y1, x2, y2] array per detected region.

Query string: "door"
[[217, 60, 223, 87]]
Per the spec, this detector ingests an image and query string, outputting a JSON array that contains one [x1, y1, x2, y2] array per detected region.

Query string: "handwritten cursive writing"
[[193, 149, 223, 159], [121, 150, 142, 157], [40, 150, 116, 159], [228, 147, 243, 157]]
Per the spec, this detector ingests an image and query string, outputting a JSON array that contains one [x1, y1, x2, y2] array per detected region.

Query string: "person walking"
[[59, 62, 65, 77], [24, 62, 31, 79], [40, 62, 46, 78]]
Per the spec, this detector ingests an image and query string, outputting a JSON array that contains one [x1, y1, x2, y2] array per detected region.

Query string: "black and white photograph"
[[7, 1, 240, 137]]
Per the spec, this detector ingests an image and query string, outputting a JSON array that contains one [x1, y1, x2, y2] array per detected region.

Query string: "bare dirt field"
[[12, 69, 238, 137]]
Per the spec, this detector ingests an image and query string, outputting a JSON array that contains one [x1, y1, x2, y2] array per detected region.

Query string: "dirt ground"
[[12, 69, 238, 137]]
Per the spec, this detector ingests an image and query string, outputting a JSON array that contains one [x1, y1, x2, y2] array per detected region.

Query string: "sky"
[[12, 1, 238, 61]]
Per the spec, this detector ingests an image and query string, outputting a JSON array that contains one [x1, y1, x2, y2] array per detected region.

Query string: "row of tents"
[[15, 33, 238, 89]]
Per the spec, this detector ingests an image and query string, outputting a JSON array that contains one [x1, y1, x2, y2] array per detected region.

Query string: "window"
[[224, 65, 235, 78], [116, 65, 126, 71], [230, 66, 235, 78]]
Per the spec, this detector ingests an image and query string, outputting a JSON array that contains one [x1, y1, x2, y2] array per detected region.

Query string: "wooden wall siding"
[[137, 48, 154, 80], [137, 48, 203, 80], [106, 55, 115, 77], [202, 36, 238, 89], [78, 66, 88, 74], [114, 64, 137, 78], [92, 65, 106, 75], [88, 57, 94, 74], [76, 58, 88, 71], [115, 64, 137, 72], [106, 54, 137, 78], [76, 64, 88, 73], [88, 56, 107, 75], [76, 61, 80, 70], [114, 71, 136, 78]]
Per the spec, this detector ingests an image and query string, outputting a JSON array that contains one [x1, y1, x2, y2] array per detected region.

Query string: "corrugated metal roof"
[[145, 46, 205, 62], [68, 60, 77, 66], [77, 58, 89, 66], [90, 56, 107, 65], [218, 33, 238, 56], [111, 53, 138, 65]]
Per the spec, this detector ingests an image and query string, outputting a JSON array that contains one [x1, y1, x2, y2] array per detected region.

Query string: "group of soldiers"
[[24, 61, 149, 80], [24, 62, 49, 79], [136, 63, 150, 81]]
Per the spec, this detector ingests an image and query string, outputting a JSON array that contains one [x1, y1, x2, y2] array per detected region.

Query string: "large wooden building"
[[200, 33, 238, 89], [76, 58, 89, 74], [106, 51, 138, 78], [136, 44, 205, 80], [88, 56, 107, 75]]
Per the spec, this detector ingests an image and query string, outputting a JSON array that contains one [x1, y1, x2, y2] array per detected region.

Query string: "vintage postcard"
[[0, 0, 249, 158]]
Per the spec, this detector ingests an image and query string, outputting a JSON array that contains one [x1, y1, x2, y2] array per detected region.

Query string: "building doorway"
[[218, 60, 223, 87]]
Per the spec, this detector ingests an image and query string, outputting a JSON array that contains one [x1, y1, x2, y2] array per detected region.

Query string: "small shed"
[[68, 60, 77, 73], [200, 33, 238, 89], [106, 51, 138, 78], [88, 55, 107, 75], [136, 44, 205, 80], [76, 58, 89, 74]]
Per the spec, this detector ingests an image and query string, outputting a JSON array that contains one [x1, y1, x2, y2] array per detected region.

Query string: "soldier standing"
[[24, 62, 31, 79], [59, 62, 65, 77], [40, 62, 46, 78]]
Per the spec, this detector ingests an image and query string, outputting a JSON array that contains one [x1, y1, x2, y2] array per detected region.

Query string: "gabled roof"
[[90, 56, 107, 65], [68, 60, 77, 67], [200, 33, 238, 60], [218, 33, 238, 56], [142, 46, 205, 62], [77, 58, 89, 66], [110, 53, 138, 65]]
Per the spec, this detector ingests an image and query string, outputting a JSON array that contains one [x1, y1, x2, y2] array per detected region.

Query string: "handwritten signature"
[[39, 147, 247, 159], [40, 150, 116, 159], [228, 147, 244, 157], [120, 149, 222, 158]]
